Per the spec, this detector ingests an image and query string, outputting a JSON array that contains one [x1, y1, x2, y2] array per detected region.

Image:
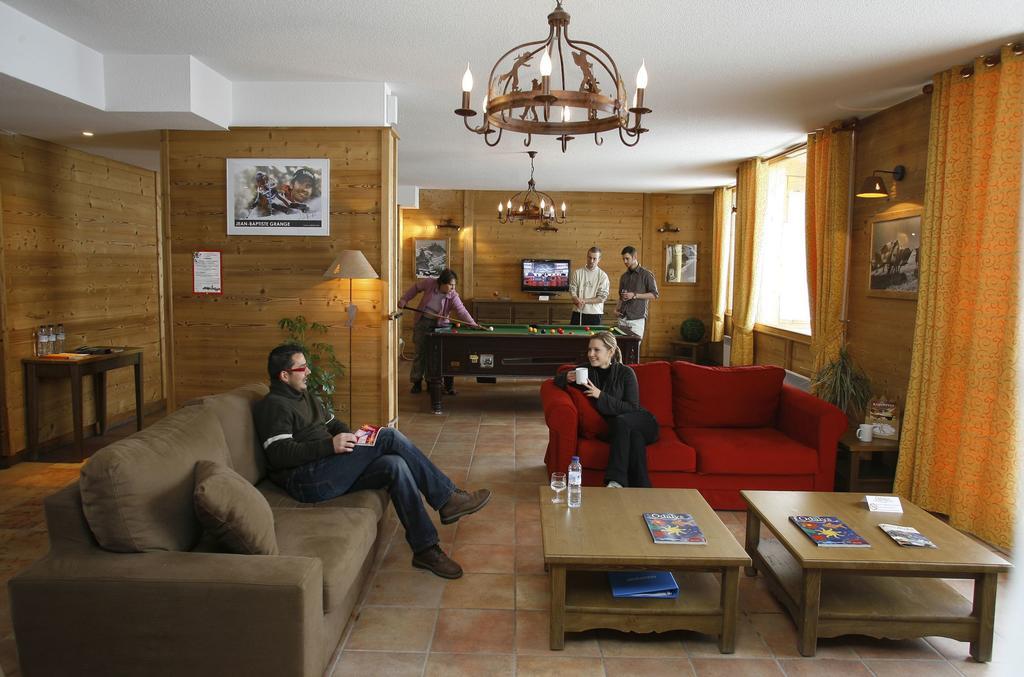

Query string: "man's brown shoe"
[[439, 488, 492, 525], [412, 544, 463, 579]]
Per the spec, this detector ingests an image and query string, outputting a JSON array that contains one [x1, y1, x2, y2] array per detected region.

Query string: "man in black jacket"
[[254, 344, 490, 578]]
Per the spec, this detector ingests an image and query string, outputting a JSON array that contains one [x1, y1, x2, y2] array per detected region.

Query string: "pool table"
[[424, 324, 640, 414]]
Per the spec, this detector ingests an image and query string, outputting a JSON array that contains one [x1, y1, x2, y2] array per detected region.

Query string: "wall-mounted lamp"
[[657, 222, 680, 233], [534, 223, 559, 233], [856, 165, 906, 198], [436, 218, 462, 230]]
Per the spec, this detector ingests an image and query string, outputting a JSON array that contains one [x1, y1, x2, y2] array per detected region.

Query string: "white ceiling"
[[2, 0, 1022, 192]]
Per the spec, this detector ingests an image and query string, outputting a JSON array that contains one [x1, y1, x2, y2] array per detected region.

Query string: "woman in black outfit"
[[553, 331, 659, 487]]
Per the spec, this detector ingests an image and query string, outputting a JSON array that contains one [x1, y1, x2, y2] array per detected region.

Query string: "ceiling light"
[[497, 151, 567, 229], [81, 131, 94, 137], [456, 1, 651, 152]]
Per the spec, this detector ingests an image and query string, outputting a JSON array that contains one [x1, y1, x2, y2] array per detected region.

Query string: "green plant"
[[278, 315, 345, 412], [680, 317, 706, 342], [810, 346, 872, 420]]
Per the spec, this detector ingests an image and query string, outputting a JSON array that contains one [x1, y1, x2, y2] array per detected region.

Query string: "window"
[[757, 151, 810, 335]]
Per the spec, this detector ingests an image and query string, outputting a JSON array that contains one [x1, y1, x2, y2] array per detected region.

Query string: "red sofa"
[[540, 361, 847, 510]]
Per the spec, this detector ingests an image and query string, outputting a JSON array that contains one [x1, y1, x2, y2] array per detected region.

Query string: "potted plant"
[[278, 315, 345, 413], [810, 346, 872, 422]]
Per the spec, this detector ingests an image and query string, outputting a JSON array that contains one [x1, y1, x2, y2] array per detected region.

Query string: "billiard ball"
[[585, 326, 591, 331], [455, 322, 461, 328], [489, 326, 494, 331], [540, 329, 546, 334]]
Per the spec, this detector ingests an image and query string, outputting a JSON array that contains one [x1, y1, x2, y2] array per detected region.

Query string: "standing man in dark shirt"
[[615, 245, 659, 339], [253, 344, 491, 579]]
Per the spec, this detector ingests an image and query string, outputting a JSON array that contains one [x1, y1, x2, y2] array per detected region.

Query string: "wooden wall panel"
[[0, 134, 163, 456], [847, 95, 930, 409], [642, 193, 714, 359], [164, 128, 393, 426], [400, 188, 714, 361]]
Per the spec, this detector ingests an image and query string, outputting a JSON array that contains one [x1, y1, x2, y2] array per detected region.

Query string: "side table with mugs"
[[836, 425, 900, 492]]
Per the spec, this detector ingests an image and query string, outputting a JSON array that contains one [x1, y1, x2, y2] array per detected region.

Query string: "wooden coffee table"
[[539, 487, 750, 651], [741, 490, 1012, 661]]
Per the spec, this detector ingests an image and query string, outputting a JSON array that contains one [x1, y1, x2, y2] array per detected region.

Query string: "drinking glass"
[[550, 472, 567, 504]]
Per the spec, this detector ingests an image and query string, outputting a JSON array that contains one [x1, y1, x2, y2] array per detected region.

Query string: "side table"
[[23, 349, 144, 459], [836, 427, 899, 492], [669, 340, 707, 364]]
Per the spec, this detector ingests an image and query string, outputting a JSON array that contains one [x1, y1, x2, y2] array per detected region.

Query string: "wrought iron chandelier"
[[456, 1, 650, 152], [498, 151, 567, 231]]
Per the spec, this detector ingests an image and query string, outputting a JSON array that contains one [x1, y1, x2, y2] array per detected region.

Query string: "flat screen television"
[[521, 258, 570, 294]]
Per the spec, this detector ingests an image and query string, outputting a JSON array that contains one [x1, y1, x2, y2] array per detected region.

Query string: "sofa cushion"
[[273, 507, 378, 612], [576, 427, 696, 474], [195, 384, 269, 485], [259, 481, 389, 520], [678, 427, 819, 475], [80, 406, 231, 552], [194, 461, 279, 555], [671, 362, 785, 428], [632, 362, 675, 427]]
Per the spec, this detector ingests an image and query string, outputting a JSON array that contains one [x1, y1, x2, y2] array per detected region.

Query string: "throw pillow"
[[193, 460, 279, 555], [566, 385, 609, 439]]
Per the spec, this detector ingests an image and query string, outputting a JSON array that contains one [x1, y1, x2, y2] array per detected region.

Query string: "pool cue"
[[399, 305, 492, 330]]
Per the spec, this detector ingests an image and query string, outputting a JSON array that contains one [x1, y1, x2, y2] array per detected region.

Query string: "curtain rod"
[[923, 40, 1023, 94]]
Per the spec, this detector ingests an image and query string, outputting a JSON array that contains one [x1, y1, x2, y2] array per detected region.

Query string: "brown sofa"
[[8, 384, 389, 677]]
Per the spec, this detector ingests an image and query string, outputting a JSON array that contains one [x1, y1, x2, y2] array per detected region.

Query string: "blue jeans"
[[278, 428, 455, 553]]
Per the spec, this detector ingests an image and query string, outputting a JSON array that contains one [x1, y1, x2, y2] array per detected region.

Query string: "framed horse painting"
[[867, 208, 922, 299]]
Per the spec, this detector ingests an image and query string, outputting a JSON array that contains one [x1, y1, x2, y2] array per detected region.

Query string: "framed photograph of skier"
[[414, 238, 449, 278], [226, 159, 330, 236]]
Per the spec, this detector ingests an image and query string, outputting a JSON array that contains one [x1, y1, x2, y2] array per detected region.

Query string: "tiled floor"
[[0, 368, 1017, 676]]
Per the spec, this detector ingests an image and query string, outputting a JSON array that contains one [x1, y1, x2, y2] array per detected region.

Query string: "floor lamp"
[[323, 250, 379, 423]]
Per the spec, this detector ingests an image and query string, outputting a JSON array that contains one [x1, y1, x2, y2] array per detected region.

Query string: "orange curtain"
[[710, 186, 730, 342], [805, 126, 853, 373], [893, 45, 1022, 550], [731, 159, 767, 365]]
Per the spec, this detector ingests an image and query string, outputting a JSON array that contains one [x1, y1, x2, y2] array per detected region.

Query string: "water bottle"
[[47, 325, 56, 354], [32, 327, 39, 357], [37, 325, 48, 355], [568, 455, 583, 508], [56, 324, 65, 353]]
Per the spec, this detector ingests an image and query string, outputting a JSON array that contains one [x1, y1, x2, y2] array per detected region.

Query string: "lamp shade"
[[323, 250, 379, 279], [856, 175, 889, 198]]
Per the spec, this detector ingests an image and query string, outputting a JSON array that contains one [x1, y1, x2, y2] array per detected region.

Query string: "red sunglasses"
[[285, 364, 310, 373]]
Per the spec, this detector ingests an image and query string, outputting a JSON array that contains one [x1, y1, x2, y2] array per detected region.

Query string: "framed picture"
[[868, 209, 922, 299], [665, 243, 697, 284], [226, 159, 329, 236], [414, 238, 449, 278]]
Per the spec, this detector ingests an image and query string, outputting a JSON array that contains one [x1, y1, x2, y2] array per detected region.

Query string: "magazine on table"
[[353, 424, 382, 446], [878, 523, 936, 548], [607, 571, 679, 598], [789, 515, 870, 547], [643, 512, 707, 545]]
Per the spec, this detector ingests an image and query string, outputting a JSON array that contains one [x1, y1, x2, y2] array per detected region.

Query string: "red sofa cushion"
[[671, 362, 785, 427], [631, 362, 674, 427], [678, 427, 819, 475], [577, 427, 696, 475], [566, 386, 609, 439]]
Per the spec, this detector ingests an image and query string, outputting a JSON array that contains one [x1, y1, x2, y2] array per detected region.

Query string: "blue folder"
[[607, 571, 679, 599]]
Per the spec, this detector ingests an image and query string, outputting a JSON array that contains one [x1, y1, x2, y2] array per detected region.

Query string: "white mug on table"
[[574, 367, 589, 386], [856, 423, 873, 442]]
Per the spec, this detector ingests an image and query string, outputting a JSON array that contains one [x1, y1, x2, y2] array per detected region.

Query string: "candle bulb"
[[540, 50, 552, 77], [540, 199, 546, 210], [561, 202, 567, 216], [636, 60, 648, 89], [462, 64, 474, 93], [498, 202, 503, 213]]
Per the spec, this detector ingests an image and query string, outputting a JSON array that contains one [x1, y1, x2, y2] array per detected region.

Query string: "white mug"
[[856, 423, 873, 443], [574, 367, 589, 386]]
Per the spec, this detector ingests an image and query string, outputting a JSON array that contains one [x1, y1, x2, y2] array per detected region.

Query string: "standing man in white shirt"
[[569, 247, 610, 326]]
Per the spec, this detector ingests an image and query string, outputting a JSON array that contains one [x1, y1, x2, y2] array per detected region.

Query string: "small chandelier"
[[456, 1, 650, 152], [498, 151, 567, 229]]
